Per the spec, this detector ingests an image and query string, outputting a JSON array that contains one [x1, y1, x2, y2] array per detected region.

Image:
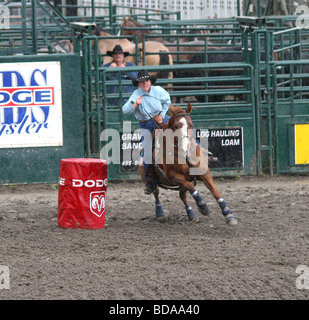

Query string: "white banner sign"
[[0, 61, 63, 148]]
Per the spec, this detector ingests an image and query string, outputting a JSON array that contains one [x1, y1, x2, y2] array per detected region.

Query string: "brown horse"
[[93, 26, 173, 79], [121, 15, 169, 44], [141, 103, 238, 225], [120, 16, 215, 62]]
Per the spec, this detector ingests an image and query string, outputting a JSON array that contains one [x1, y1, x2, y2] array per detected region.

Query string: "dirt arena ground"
[[0, 174, 309, 301]]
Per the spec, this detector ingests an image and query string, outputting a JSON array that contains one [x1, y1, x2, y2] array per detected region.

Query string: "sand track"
[[0, 175, 309, 300]]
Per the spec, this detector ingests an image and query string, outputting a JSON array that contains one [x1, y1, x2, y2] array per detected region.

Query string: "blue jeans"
[[139, 115, 170, 181]]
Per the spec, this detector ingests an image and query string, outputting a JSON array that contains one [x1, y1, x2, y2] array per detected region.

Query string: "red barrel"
[[58, 158, 108, 229]]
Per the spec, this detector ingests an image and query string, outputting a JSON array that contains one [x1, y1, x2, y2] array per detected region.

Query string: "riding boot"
[[144, 165, 155, 195]]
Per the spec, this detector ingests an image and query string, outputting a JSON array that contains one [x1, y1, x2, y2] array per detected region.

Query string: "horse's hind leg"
[[200, 170, 238, 226], [153, 186, 166, 222], [179, 187, 199, 222]]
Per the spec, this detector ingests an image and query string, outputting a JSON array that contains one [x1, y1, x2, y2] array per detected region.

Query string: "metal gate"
[[82, 18, 309, 180], [240, 19, 309, 175], [82, 33, 257, 180]]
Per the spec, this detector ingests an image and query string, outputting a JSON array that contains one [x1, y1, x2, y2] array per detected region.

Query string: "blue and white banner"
[[0, 61, 63, 148]]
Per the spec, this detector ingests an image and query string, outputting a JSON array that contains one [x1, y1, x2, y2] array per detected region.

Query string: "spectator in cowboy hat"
[[106, 44, 130, 61], [122, 70, 171, 195], [103, 45, 138, 106]]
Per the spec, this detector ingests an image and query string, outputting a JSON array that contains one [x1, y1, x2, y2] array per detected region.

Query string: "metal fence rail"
[[271, 59, 309, 174], [81, 56, 257, 179], [0, 0, 74, 55], [3, 1, 309, 181]]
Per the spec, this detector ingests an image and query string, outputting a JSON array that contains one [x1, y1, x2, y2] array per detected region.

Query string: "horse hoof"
[[156, 216, 167, 222], [225, 214, 238, 226], [198, 205, 210, 216], [189, 216, 199, 223], [144, 186, 154, 195]]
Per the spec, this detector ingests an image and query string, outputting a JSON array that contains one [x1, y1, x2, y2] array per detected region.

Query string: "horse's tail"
[[92, 23, 102, 36], [157, 50, 173, 80], [159, 50, 170, 66]]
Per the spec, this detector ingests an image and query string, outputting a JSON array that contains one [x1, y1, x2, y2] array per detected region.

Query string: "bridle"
[[172, 113, 192, 139], [172, 113, 191, 119], [154, 112, 193, 149], [154, 111, 200, 172], [171, 113, 201, 168]]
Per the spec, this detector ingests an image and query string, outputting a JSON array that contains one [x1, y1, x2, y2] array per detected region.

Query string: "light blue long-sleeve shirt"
[[122, 86, 171, 121]]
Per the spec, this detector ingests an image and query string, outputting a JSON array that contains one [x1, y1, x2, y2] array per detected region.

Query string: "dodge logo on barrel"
[[90, 191, 106, 217]]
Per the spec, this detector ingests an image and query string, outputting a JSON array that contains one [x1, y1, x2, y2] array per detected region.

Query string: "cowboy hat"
[[132, 70, 157, 86], [106, 44, 130, 57]]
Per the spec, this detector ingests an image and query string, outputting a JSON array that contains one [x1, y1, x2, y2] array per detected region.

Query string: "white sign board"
[[0, 61, 63, 148]]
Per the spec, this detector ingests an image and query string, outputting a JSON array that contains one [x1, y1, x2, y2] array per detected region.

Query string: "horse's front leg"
[[200, 169, 237, 226], [153, 185, 166, 222], [190, 188, 211, 216], [179, 187, 199, 222], [172, 173, 210, 216], [171, 173, 199, 222]]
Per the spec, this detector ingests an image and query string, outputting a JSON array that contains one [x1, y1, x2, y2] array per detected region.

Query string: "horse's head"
[[168, 103, 194, 155], [121, 15, 152, 42], [121, 15, 137, 37], [121, 15, 136, 27], [169, 103, 193, 129]]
